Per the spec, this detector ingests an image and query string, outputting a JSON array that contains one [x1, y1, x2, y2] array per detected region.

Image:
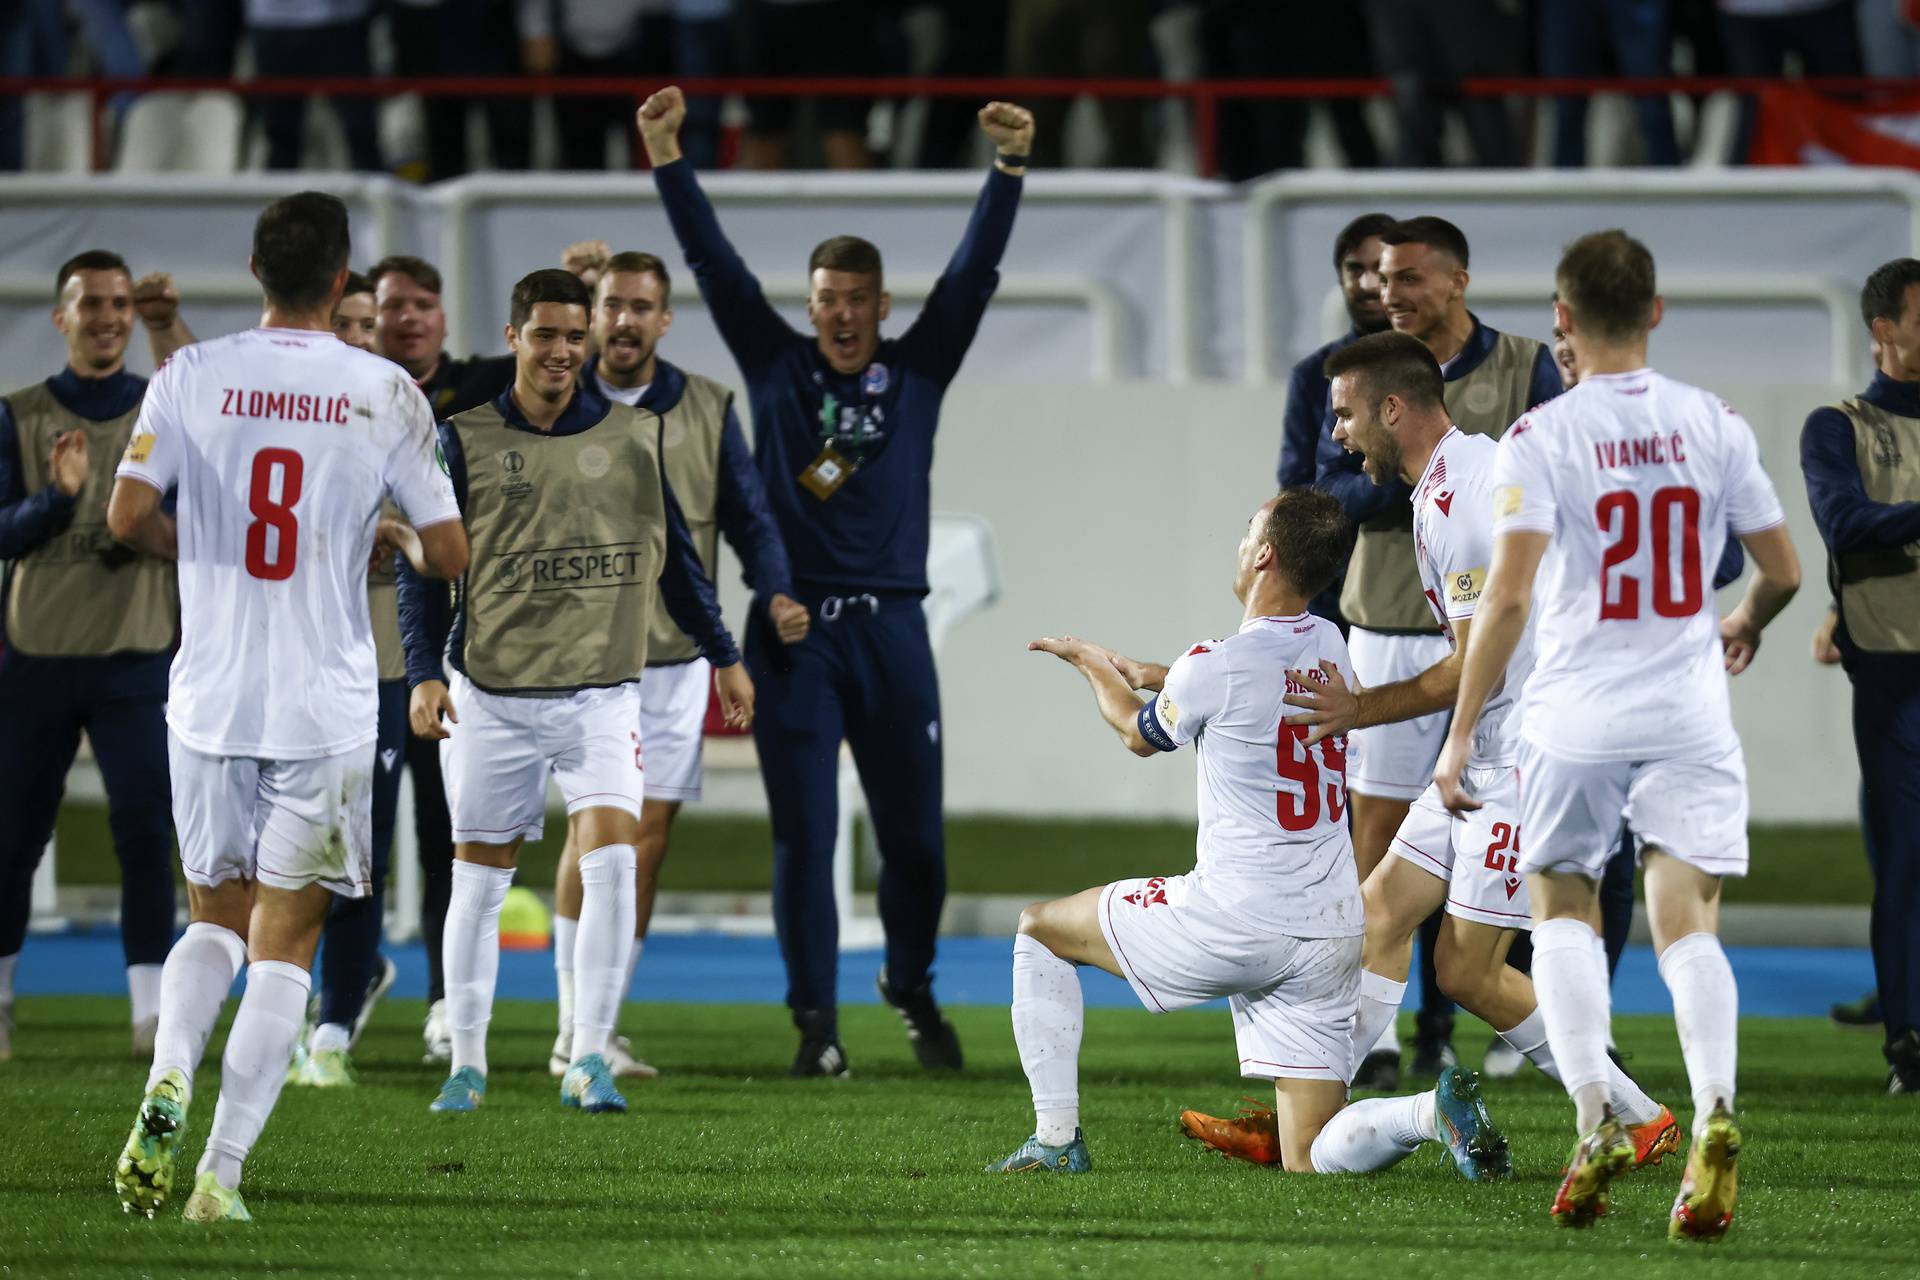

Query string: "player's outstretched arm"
[[1435, 530, 1546, 811], [640, 89, 794, 372], [105, 475, 177, 560], [1029, 635, 1155, 756], [1720, 522, 1800, 675], [134, 273, 195, 365]]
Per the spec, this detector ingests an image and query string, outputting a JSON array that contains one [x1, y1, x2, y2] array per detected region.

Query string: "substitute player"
[[1317, 216, 1562, 1081], [1438, 230, 1801, 1237], [1258, 332, 1676, 1173], [640, 86, 1030, 1076], [994, 490, 1508, 1180], [401, 269, 751, 1117], [544, 245, 806, 1079], [109, 192, 468, 1223], [0, 252, 179, 1062]]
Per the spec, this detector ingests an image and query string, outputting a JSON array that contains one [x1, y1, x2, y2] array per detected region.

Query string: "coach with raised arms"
[[637, 85, 1033, 1078]]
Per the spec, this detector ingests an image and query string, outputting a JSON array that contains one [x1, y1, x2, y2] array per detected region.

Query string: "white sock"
[[1498, 1006, 1660, 1126], [1531, 918, 1614, 1131], [1012, 934, 1083, 1145], [1657, 931, 1738, 1134], [444, 861, 513, 1077], [1310, 1090, 1438, 1173], [572, 844, 637, 1062], [0, 951, 16, 1005], [198, 961, 309, 1191], [1350, 970, 1406, 1079], [127, 963, 163, 1026], [310, 1022, 350, 1056], [617, 938, 643, 1039], [554, 914, 578, 1036], [147, 922, 247, 1096]]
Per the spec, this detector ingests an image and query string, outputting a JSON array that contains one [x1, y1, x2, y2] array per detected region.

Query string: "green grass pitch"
[[1, 997, 1913, 1278]]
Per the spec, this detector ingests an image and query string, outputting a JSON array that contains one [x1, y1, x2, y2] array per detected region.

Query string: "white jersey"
[[1412, 428, 1535, 768], [1136, 614, 1362, 938], [1492, 368, 1785, 763], [116, 327, 460, 759]]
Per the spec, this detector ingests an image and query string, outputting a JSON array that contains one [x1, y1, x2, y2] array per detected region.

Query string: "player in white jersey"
[[105, 194, 469, 1224], [1272, 332, 1677, 1178], [991, 489, 1509, 1180], [1438, 231, 1801, 1238]]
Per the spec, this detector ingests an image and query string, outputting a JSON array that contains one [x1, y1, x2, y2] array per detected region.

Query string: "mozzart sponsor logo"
[[490, 542, 647, 594]]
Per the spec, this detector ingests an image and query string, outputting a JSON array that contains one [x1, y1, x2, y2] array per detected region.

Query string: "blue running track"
[[14, 927, 1872, 1016]]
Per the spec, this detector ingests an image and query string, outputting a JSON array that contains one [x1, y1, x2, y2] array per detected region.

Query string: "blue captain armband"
[[1137, 697, 1178, 753]]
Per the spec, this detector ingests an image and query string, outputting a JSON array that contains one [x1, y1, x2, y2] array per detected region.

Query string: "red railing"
[[0, 73, 1900, 177]]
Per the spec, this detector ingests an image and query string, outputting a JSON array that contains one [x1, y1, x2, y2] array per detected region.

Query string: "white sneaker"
[[131, 1015, 158, 1060], [549, 1031, 658, 1079], [422, 999, 451, 1064], [606, 1035, 659, 1080], [1482, 1034, 1525, 1080]]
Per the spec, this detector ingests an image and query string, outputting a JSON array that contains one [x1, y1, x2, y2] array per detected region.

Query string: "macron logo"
[[1434, 492, 1454, 517]]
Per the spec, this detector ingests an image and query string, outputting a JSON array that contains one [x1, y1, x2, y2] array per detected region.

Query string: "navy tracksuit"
[[0, 369, 174, 972], [655, 155, 1022, 1015], [1803, 370, 1920, 1044]]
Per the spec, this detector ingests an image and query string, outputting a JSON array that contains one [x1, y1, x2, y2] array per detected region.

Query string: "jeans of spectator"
[[674, 15, 734, 170], [390, 0, 531, 179], [1364, 0, 1527, 168], [738, 0, 882, 152], [915, 0, 1010, 168], [1538, 0, 1680, 167], [1005, 0, 1155, 169], [0, 0, 64, 172], [1850, 660, 1920, 1042], [1601, 832, 1637, 980], [1201, 0, 1379, 179], [251, 20, 383, 171], [1857, 0, 1920, 75], [171, 0, 243, 76], [1721, 0, 1863, 162]]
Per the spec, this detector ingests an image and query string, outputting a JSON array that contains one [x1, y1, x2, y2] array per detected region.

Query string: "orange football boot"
[[1178, 1099, 1282, 1166], [1628, 1106, 1681, 1170]]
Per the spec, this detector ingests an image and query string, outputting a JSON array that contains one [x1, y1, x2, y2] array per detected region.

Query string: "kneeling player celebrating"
[[996, 490, 1507, 1178], [1270, 333, 1677, 1171]]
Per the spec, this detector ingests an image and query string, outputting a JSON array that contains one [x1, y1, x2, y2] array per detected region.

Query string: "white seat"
[[115, 92, 244, 173]]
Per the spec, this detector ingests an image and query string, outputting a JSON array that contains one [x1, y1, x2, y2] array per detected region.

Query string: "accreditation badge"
[[798, 443, 855, 501]]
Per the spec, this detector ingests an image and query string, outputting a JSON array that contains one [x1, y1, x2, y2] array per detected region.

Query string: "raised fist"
[[978, 101, 1036, 156], [562, 240, 612, 290], [132, 272, 180, 330]]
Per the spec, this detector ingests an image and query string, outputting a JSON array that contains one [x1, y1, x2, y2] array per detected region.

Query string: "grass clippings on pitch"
[[0, 998, 1913, 1278]]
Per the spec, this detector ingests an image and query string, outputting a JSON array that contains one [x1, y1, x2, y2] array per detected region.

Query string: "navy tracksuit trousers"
[[1850, 661, 1920, 1040], [0, 650, 174, 967], [313, 679, 409, 1030], [746, 592, 945, 1015]]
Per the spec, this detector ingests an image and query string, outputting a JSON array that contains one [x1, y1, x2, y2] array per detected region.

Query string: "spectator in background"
[[520, 0, 665, 170], [389, 0, 532, 180], [915, 0, 1010, 169], [1006, 0, 1154, 169], [1719, 0, 1863, 160], [3, 0, 146, 171], [164, 0, 244, 76], [1201, 0, 1379, 180], [1537, 0, 1682, 167], [1856, 0, 1920, 76], [673, 0, 736, 170], [1364, 0, 1527, 168], [738, 0, 889, 169], [246, 0, 382, 171]]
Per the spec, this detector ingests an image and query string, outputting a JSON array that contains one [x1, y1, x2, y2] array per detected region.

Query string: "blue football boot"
[[987, 1129, 1092, 1173], [1434, 1065, 1511, 1181]]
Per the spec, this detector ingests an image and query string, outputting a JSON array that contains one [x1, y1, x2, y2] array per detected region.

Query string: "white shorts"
[[1346, 628, 1452, 801], [1389, 765, 1532, 929], [440, 671, 644, 845], [639, 658, 710, 804], [168, 731, 374, 898], [1516, 737, 1750, 880], [1097, 874, 1362, 1083]]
